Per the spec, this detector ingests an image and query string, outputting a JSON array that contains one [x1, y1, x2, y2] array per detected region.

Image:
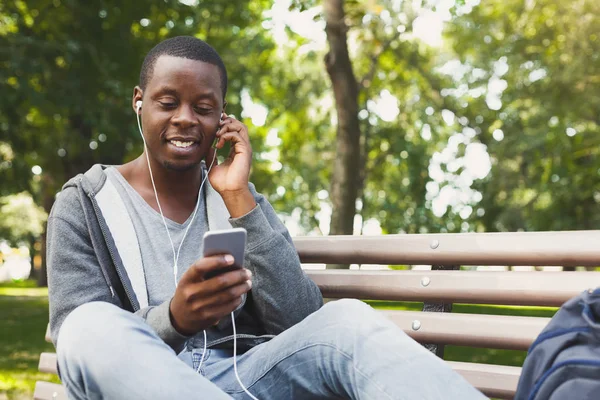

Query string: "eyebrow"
[[152, 86, 177, 96]]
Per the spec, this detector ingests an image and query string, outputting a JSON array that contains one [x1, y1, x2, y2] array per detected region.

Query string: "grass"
[[0, 280, 59, 400]]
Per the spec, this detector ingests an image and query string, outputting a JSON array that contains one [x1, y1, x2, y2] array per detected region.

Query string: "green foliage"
[[0, 0, 598, 237], [0, 0, 275, 207], [446, 0, 600, 231], [0, 193, 47, 246], [276, 0, 471, 234]]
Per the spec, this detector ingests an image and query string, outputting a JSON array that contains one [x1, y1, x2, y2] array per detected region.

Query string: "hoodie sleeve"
[[228, 183, 323, 334], [47, 187, 121, 347], [134, 300, 189, 350]]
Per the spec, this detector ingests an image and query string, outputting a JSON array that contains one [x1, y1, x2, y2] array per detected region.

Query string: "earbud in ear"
[[213, 114, 223, 149], [136, 100, 143, 112]]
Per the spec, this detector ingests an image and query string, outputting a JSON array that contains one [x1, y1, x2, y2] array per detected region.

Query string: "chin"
[[162, 159, 201, 172]]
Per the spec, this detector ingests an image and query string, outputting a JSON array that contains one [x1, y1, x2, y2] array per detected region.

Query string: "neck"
[[134, 152, 203, 202]]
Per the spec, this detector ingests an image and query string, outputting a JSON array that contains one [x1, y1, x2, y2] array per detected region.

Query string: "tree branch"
[[359, 35, 398, 90]]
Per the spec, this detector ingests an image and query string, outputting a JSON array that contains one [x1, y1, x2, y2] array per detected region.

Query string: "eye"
[[159, 101, 177, 109], [194, 107, 213, 114]]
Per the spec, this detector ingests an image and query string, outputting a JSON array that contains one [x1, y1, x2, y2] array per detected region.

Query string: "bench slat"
[[36, 352, 519, 399], [306, 270, 599, 307], [39, 352, 59, 374], [33, 381, 66, 400], [39, 353, 58, 375], [385, 310, 549, 350], [294, 230, 600, 266], [449, 361, 521, 399]]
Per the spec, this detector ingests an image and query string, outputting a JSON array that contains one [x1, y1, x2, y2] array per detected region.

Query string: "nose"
[[171, 104, 198, 128]]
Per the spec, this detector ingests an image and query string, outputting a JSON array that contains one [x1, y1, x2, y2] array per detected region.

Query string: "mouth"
[[169, 139, 195, 148], [165, 136, 203, 156]]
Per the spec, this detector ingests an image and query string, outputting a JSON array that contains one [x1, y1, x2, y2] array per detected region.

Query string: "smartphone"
[[202, 228, 247, 279]]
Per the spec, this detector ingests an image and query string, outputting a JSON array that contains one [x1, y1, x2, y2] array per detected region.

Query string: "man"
[[48, 36, 486, 399]]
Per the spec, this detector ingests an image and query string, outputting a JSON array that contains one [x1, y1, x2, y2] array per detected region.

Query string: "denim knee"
[[320, 299, 375, 321], [57, 302, 127, 364], [315, 299, 387, 334]]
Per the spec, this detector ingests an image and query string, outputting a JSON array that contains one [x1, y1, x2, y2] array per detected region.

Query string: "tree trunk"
[[37, 230, 48, 287], [323, 0, 361, 269], [37, 175, 55, 287], [29, 236, 41, 283]]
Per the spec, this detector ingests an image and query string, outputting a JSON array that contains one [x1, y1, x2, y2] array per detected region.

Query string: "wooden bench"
[[34, 230, 600, 400]]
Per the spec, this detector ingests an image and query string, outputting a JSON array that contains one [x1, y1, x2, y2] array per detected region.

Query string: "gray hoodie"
[[47, 164, 323, 353]]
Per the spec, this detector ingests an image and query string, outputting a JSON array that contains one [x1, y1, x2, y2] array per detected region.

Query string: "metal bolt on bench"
[[422, 264, 461, 357]]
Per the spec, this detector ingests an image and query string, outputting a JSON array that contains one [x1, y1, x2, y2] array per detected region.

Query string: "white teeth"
[[170, 140, 194, 148]]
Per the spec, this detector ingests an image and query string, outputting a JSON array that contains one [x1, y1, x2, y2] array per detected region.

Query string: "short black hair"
[[139, 36, 227, 99]]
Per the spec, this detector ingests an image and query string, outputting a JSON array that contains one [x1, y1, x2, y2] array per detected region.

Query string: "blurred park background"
[[0, 0, 598, 398]]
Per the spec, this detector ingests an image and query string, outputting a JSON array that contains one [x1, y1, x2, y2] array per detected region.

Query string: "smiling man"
[[47, 36, 486, 399]]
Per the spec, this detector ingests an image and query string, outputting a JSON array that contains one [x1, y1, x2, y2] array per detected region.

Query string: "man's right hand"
[[169, 254, 252, 336]]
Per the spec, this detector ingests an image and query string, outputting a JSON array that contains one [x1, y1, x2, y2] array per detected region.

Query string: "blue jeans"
[[57, 299, 487, 399]]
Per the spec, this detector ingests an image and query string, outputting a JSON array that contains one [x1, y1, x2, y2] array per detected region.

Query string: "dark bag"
[[515, 288, 600, 400]]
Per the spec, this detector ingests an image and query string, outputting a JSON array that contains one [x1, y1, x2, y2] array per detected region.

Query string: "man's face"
[[136, 55, 224, 172]]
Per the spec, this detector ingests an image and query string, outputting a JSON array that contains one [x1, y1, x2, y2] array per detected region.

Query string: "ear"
[[132, 86, 143, 114]]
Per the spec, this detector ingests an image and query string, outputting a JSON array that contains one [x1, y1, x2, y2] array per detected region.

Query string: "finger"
[[182, 255, 235, 284], [220, 116, 240, 124], [203, 268, 252, 294], [219, 115, 237, 125], [190, 297, 244, 327], [182, 269, 252, 310], [227, 121, 250, 142], [220, 112, 237, 122], [217, 122, 243, 138], [218, 117, 247, 135], [178, 267, 249, 305], [204, 296, 246, 321], [205, 279, 252, 308], [216, 131, 250, 151]]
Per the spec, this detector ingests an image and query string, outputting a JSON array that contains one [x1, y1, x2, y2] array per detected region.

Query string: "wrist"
[[169, 299, 193, 337], [220, 188, 256, 218]]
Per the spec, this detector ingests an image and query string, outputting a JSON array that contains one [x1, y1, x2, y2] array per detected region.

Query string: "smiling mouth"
[[169, 140, 195, 148]]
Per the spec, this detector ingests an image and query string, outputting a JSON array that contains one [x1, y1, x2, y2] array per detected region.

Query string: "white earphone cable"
[[136, 106, 178, 279], [136, 106, 215, 287], [137, 104, 258, 399], [231, 311, 259, 400], [196, 329, 208, 374]]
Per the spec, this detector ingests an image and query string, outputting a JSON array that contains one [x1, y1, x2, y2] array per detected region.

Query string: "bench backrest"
[[293, 230, 600, 399]]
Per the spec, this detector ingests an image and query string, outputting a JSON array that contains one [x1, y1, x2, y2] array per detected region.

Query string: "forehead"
[[147, 55, 221, 97]]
